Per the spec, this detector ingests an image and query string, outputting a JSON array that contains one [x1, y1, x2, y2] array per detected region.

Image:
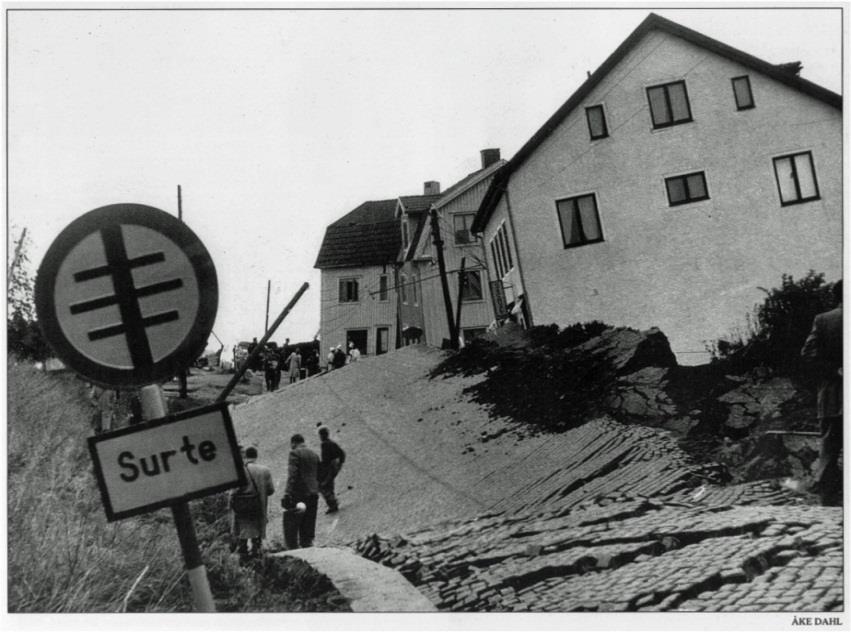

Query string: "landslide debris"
[[431, 322, 820, 487]]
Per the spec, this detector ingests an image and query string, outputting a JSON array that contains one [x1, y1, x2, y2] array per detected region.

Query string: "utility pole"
[[177, 186, 188, 399], [454, 257, 466, 347], [265, 280, 271, 334], [429, 207, 458, 350]]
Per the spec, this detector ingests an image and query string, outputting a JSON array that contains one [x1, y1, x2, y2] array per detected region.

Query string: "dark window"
[[411, 273, 418, 305], [453, 213, 475, 244], [585, 105, 609, 140], [339, 278, 359, 303], [646, 81, 693, 128], [402, 222, 409, 250], [490, 241, 502, 279], [556, 194, 604, 248], [461, 270, 483, 302], [665, 171, 709, 206], [400, 273, 408, 304], [732, 76, 754, 110], [378, 274, 388, 301], [773, 151, 820, 206]]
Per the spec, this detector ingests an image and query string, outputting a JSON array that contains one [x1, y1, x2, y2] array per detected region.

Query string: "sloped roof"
[[399, 194, 442, 214], [314, 199, 400, 269], [434, 159, 506, 210], [472, 12, 842, 233]]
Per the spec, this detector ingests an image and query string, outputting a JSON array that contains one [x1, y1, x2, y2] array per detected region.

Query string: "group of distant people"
[[239, 337, 323, 392], [229, 427, 346, 561], [326, 341, 360, 372]]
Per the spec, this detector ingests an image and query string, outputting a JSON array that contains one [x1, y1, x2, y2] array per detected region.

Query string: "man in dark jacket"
[[801, 280, 843, 506], [318, 427, 346, 514], [282, 433, 320, 548]]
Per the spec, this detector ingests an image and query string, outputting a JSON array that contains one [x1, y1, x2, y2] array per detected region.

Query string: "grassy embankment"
[[7, 360, 348, 613]]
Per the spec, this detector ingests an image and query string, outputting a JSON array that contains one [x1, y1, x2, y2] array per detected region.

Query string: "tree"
[[8, 228, 51, 361]]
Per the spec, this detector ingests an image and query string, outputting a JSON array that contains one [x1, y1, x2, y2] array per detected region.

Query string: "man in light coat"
[[230, 446, 275, 561], [801, 280, 843, 506]]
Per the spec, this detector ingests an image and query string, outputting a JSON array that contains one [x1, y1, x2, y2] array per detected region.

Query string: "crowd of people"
[[228, 428, 346, 561]]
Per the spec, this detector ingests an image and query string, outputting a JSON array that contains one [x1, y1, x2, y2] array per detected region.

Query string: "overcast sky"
[[7, 4, 843, 358]]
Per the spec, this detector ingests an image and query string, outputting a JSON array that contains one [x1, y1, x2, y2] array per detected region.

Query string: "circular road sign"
[[35, 203, 218, 388]]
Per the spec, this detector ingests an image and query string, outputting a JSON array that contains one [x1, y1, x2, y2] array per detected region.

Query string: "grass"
[[7, 359, 350, 613]]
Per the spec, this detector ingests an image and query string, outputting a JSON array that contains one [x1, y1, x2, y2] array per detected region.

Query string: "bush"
[[708, 271, 839, 376]]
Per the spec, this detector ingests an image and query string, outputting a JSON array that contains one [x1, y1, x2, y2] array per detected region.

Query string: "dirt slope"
[[230, 345, 790, 546]]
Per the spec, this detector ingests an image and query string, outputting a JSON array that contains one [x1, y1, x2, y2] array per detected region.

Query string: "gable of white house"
[[495, 29, 841, 360]]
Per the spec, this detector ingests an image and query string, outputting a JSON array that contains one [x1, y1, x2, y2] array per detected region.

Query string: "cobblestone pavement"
[[232, 345, 843, 612], [352, 503, 842, 612]]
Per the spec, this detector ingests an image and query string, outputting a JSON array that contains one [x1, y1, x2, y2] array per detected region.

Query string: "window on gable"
[[402, 221, 409, 251], [453, 213, 475, 245], [556, 194, 604, 248], [378, 274, 388, 301], [731, 75, 754, 110], [411, 273, 419, 305], [339, 278, 359, 303], [585, 105, 609, 140], [665, 171, 709, 206], [773, 151, 820, 206], [461, 270, 483, 302], [400, 273, 408, 304], [646, 80, 692, 129]]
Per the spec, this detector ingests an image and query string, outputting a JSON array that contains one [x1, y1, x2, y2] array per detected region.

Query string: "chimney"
[[775, 61, 803, 76], [480, 148, 501, 169], [424, 181, 441, 196]]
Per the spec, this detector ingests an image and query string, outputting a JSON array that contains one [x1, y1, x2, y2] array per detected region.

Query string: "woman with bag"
[[229, 446, 275, 561]]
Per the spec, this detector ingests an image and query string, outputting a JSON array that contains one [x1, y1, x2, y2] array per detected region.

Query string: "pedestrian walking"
[[348, 341, 361, 363], [263, 349, 280, 392], [282, 433, 320, 549], [229, 446, 275, 561], [801, 279, 843, 506], [318, 427, 346, 514], [327, 346, 335, 372], [288, 348, 302, 383]]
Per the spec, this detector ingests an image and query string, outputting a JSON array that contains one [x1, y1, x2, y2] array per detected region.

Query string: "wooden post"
[[429, 208, 458, 350], [177, 185, 188, 399], [454, 257, 466, 347], [139, 384, 215, 612]]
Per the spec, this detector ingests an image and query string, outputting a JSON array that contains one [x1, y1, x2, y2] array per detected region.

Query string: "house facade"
[[473, 13, 842, 361], [315, 200, 399, 357], [409, 149, 507, 346]]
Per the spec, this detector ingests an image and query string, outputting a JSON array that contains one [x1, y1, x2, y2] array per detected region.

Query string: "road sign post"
[[39, 203, 229, 612]]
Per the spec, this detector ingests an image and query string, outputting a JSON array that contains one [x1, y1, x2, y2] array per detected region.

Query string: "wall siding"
[[320, 265, 396, 355]]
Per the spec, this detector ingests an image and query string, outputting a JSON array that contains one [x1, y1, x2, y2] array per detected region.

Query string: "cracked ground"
[[232, 345, 842, 612]]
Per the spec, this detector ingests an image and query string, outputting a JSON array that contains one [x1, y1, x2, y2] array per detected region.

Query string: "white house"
[[472, 13, 842, 361], [315, 199, 399, 356]]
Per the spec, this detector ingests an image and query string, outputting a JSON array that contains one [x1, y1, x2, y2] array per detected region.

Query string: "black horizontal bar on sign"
[[74, 251, 166, 282], [87, 310, 180, 341]]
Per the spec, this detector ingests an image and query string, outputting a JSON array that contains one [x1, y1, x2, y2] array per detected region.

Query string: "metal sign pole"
[[139, 384, 215, 612]]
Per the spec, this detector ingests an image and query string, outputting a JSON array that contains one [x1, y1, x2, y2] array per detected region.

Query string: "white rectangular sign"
[[88, 403, 244, 521]]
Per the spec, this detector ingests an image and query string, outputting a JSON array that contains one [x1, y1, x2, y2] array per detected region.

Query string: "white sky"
[[7, 4, 843, 357]]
